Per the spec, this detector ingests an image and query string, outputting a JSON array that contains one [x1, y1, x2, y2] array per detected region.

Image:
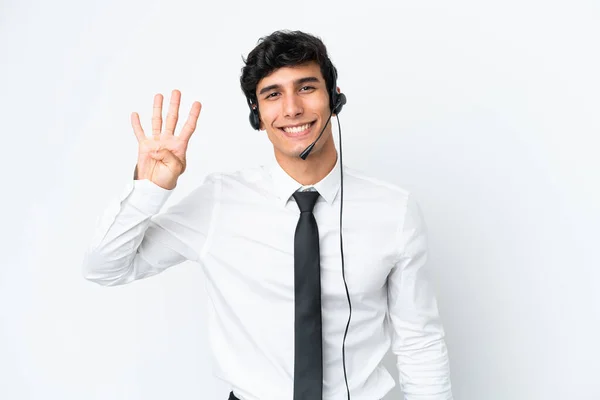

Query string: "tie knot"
[[292, 190, 319, 213]]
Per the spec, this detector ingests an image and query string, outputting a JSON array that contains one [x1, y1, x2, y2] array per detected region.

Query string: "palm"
[[131, 90, 202, 189], [139, 134, 187, 169]]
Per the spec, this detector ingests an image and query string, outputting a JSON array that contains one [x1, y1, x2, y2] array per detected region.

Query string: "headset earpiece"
[[249, 101, 260, 130], [330, 66, 346, 115], [332, 92, 346, 115]]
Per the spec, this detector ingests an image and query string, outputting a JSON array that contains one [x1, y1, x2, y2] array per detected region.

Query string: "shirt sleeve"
[[81, 174, 219, 286], [387, 194, 453, 399]]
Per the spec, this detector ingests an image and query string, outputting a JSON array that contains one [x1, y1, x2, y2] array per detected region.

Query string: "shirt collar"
[[269, 151, 341, 208]]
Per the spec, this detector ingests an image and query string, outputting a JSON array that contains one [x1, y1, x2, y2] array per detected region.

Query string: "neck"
[[276, 135, 338, 186]]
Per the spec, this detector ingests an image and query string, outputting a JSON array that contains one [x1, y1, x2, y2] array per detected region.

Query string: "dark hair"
[[240, 30, 338, 107]]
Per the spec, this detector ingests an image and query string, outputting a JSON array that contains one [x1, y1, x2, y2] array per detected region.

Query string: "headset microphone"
[[298, 111, 332, 160], [299, 93, 346, 160]]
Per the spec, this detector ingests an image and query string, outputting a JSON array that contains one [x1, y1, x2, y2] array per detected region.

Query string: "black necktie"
[[292, 190, 323, 400]]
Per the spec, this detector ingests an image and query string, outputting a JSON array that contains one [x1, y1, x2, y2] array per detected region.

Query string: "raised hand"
[[131, 90, 201, 190]]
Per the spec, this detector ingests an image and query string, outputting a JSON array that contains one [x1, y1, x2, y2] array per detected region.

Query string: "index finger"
[[179, 101, 202, 143], [131, 112, 146, 142]]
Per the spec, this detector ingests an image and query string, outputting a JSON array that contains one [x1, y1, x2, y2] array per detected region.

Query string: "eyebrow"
[[258, 76, 321, 95]]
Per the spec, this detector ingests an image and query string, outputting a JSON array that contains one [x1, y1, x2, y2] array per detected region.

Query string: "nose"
[[282, 93, 303, 118]]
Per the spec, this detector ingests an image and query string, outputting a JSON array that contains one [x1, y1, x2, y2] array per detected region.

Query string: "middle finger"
[[152, 93, 163, 138], [163, 89, 181, 136]]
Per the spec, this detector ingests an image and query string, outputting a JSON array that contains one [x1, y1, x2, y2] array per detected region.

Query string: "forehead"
[[257, 62, 324, 90]]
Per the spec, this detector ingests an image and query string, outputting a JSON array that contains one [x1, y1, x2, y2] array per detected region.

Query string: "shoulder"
[[342, 165, 413, 207], [206, 164, 267, 186], [193, 164, 270, 200]]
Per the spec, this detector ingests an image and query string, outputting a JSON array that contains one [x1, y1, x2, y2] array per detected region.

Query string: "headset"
[[246, 65, 352, 400]]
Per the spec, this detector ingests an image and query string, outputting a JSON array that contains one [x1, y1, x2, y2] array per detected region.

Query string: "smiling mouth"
[[279, 121, 315, 136]]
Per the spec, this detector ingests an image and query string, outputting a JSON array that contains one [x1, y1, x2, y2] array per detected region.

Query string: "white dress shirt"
[[82, 152, 453, 400]]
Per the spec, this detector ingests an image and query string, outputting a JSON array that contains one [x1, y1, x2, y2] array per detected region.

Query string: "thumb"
[[151, 149, 183, 170]]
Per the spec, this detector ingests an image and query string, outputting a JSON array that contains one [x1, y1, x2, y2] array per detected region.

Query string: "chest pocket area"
[[318, 223, 396, 298]]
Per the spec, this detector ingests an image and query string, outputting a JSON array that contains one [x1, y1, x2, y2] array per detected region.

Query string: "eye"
[[265, 92, 279, 100], [300, 86, 316, 92]]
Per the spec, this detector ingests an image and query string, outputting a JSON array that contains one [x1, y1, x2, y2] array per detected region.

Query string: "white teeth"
[[283, 123, 312, 133]]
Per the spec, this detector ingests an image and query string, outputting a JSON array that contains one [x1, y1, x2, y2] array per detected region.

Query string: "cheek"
[[258, 106, 276, 128], [307, 96, 330, 117]]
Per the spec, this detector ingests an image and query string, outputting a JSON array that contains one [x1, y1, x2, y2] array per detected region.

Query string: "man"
[[82, 30, 453, 400]]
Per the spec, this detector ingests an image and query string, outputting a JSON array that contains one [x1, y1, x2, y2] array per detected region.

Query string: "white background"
[[1, 0, 599, 399]]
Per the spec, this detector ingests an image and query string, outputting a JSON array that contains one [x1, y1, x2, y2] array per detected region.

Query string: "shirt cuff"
[[123, 179, 173, 215]]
